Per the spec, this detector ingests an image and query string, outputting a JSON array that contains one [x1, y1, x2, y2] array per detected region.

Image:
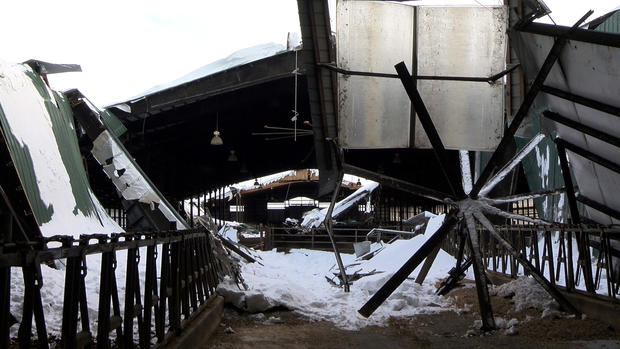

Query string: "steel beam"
[[343, 163, 454, 203], [541, 86, 620, 118], [482, 188, 567, 204], [465, 213, 496, 330], [474, 211, 580, 315], [324, 170, 350, 292], [317, 63, 519, 83], [576, 195, 620, 221], [96, 249, 114, 349], [556, 138, 620, 175], [471, 11, 593, 198], [518, 21, 620, 49], [549, 140, 596, 292], [395, 62, 464, 198], [543, 111, 620, 148], [358, 210, 458, 317], [60, 246, 82, 349]]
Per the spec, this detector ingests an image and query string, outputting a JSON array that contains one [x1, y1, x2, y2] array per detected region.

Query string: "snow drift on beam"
[[301, 182, 379, 229], [0, 61, 121, 236]]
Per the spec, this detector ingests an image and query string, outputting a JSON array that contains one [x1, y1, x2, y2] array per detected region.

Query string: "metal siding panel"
[[596, 12, 620, 34], [0, 65, 121, 235], [415, 6, 507, 150], [101, 109, 127, 137], [337, 1, 414, 149], [516, 30, 620, 224], [0, 103, 53, 224]]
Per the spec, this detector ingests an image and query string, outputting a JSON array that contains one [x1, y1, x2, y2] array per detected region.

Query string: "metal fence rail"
[[268, 223, 620, 302], [268, 226, 402, 251], [0, 229, 223, 348], [476, 224, 620, 299]]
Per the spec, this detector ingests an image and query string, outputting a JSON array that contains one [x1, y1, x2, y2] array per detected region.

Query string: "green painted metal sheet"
[[100, 109, 127, 138], [0, 103, 54, 225], [595, 11, 620, 34], [515, 107, 585, 222], [0, 64, 120, 234]]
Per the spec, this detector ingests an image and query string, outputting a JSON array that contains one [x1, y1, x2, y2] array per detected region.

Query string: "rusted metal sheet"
[[337, 1, 414, 149], [415, 6, 507, 150]]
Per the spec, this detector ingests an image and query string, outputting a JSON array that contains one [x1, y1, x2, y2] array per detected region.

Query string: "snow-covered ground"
[[7, 213, 614, 339], [218, 213, 457, 330], [9, 248, 152, 340]]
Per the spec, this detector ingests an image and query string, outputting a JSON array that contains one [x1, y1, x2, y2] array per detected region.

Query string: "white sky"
[[1, 0, 618, 107]]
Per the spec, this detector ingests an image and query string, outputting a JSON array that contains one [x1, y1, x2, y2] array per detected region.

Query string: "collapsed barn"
[[0, 0, 619, 347]]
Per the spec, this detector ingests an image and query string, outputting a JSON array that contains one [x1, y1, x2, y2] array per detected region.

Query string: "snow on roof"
[[300, 181, 379, 229], [0, 62, 122, 236], [115, 43, 287, 105]]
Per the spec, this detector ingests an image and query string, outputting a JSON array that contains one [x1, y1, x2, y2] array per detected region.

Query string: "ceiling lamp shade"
[[227, 150, 238, 162], [211, 113, 223, 145], [210, 130, 223, 145]]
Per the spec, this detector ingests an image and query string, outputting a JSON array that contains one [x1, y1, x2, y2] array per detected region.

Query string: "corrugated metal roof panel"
[[595, 11, 620, 34], [100, 109, 127, 137], [0, 63, 121, 236], [513, 26, 620, 224]]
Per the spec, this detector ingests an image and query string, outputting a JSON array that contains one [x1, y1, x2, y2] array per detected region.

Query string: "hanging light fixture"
[[227, 150, 238, 162], [210, 113, 223, 145], [356, 178, 361, 186], [253, 179, 260, 188], [392, 152, 402, 164]]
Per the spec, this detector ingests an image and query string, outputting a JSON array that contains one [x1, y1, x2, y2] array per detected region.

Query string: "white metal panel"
[[337, 1, 414, 149], [415, 6, 507, 150], [519, 31, 620, 224]]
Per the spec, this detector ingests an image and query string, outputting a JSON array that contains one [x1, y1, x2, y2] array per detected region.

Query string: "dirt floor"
[[207, 283, 620, 349]]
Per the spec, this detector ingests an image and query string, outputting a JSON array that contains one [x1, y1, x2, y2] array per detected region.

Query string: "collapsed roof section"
[[0, 62, 189, 238], [301, 181, 378, 229], [69, 90, 190, 231], [0, 62, 120, 237], [512, 21, 620, 224], [101, 41, 318, 201]]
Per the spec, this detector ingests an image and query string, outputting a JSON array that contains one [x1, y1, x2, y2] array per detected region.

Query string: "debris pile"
[[217, 212, 460, 329]]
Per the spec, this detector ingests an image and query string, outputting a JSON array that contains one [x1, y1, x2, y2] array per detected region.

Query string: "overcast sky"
[[1, 0, 618, 107]]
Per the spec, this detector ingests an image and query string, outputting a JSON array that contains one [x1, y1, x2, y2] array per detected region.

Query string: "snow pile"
[[301, 182, 379, 229], [217, 248, 454, 330], [219, 223, 241, 243], [490, 276, 559, 313], [469, 316, 520, 336], [218, 213, 457, 329], [346, 214, 449, 276]]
